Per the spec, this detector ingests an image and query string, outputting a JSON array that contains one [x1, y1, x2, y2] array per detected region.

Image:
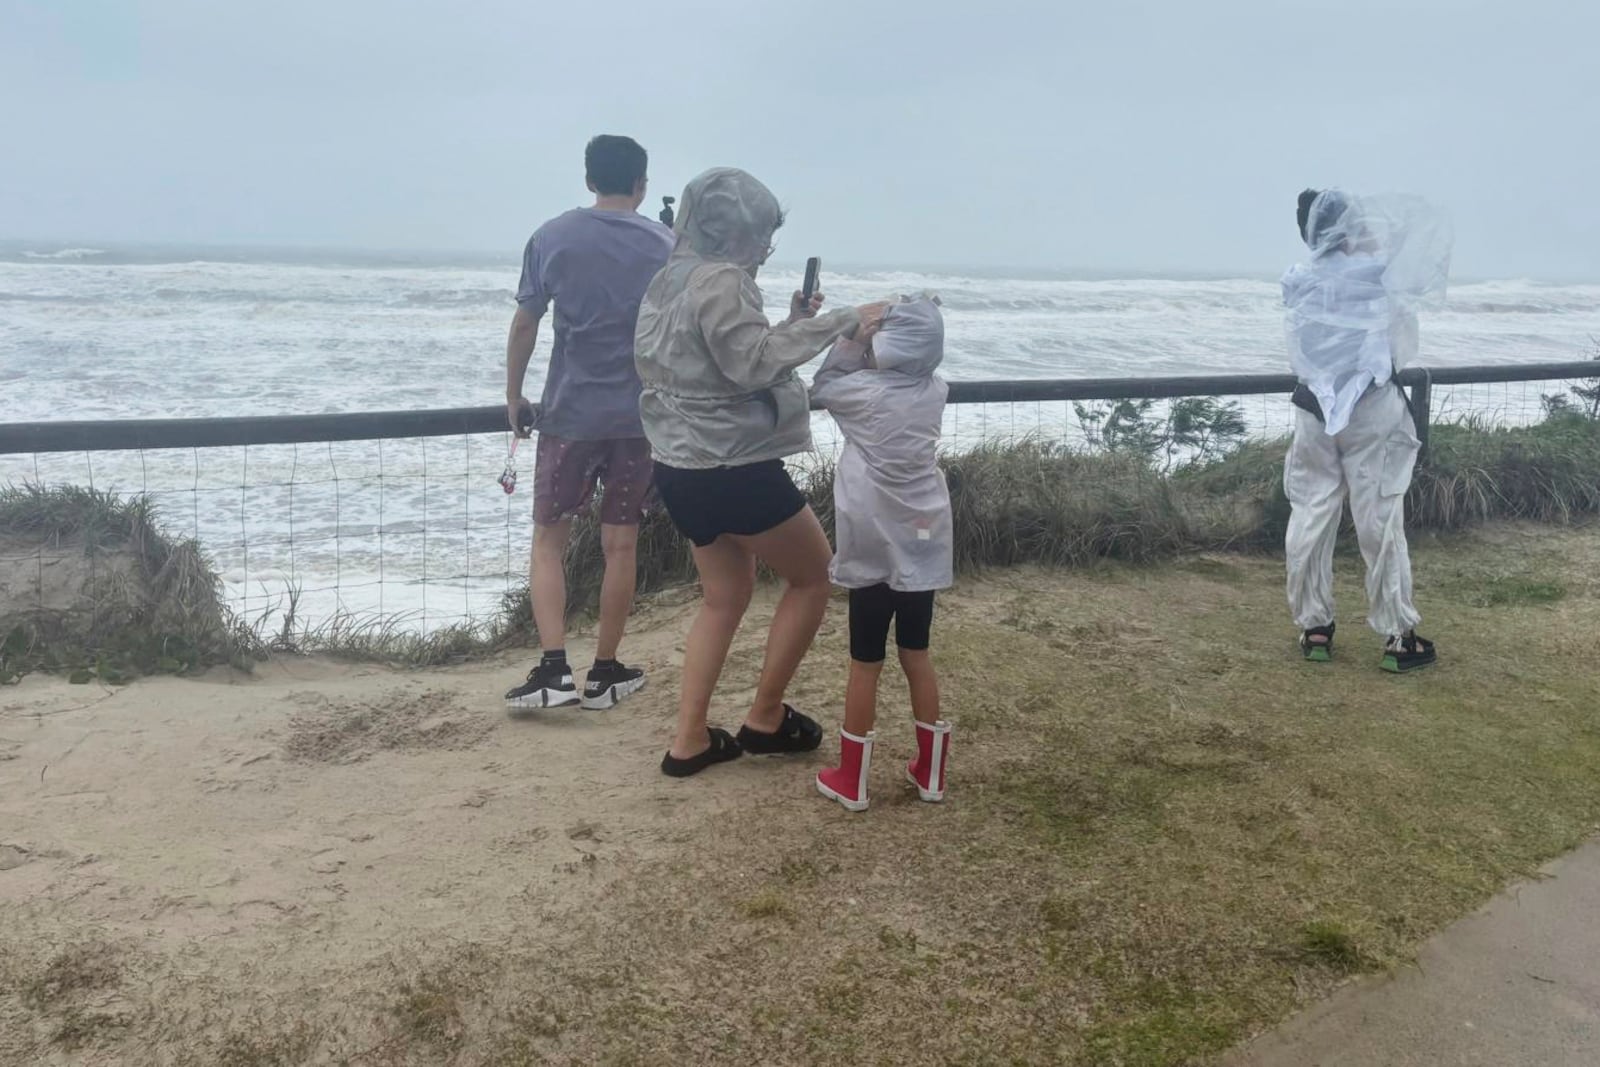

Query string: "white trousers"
[[1284, 383, 1422, 637]]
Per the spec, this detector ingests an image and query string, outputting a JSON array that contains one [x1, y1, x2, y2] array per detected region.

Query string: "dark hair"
[[585, 135, 648, 197], [1297, 187, 1350, 252], [1296, 188, 1321, 245]]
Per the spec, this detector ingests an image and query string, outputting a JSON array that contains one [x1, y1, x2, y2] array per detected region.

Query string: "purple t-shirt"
[[516, 207, 675, 440]]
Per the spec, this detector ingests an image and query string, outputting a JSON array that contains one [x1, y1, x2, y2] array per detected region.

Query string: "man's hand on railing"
[[508, 397, 537, 438]]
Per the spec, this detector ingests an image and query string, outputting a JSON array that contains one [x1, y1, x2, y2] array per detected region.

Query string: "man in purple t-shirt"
[[503, 135, 674, 713]]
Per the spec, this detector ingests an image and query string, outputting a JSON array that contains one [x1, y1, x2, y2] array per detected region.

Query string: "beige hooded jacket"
[[634, 168, 859, 469]]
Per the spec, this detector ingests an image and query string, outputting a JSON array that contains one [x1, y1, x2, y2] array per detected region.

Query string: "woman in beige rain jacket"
[[635, 168, 888, 777]]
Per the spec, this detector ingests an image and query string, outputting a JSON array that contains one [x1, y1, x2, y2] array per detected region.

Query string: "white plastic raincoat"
[[812, 297, 953, 593], [1282, 190, 1451, 436], [1281, 190, 1451, 637], [634, 168, 860, 469]]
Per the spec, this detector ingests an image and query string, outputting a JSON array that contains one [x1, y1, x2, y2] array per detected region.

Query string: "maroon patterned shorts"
[[532, 434, 655, 527]]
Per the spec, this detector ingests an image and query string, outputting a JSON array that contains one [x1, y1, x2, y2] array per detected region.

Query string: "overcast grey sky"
[[2, 0, 1596, 278]]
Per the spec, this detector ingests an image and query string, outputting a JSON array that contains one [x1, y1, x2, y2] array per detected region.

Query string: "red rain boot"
[[907, 719, 951, 802], [816, 729, 874, 812]]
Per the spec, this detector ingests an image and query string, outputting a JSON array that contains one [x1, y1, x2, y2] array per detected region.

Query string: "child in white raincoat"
[[1282, 188, 1450, 672], [811, 295, 953, 812]]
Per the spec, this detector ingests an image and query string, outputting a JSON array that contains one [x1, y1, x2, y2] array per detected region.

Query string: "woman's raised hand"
[[787, 289, 825, 324], [855, 301, 891, 341]]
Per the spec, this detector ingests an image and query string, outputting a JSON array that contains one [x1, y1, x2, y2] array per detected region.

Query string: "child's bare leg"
[[843, 659, 883, 736], [898, 648, 940, 726]]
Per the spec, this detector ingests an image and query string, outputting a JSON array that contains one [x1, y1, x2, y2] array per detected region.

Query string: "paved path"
[[1224, 839, 1600, 1067]]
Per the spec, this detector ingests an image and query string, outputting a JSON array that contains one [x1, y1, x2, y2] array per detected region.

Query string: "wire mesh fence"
[[1, 436, 518, 633], [2, 365, 1595, 635]]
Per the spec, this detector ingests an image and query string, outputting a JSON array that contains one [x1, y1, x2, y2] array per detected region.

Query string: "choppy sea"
[[4, 243, 1597, 628]]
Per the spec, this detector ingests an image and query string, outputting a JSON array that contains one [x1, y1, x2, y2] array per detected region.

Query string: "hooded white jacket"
[[812, 297, 953, 593], [635, 168, 859, 469]]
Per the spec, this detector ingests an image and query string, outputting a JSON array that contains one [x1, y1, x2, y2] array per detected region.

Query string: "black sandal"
[[1300, 622, 1335, 663], [1381, 630, 1437, 674], [736, 704, 823, 756], [661, 727, 743, 778]]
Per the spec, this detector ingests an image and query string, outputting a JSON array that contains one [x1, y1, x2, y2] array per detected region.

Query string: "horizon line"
[[1, 237, 1596, 287]]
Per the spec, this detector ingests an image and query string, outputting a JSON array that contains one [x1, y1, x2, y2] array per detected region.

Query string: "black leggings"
[[848, 584, 936, 663]]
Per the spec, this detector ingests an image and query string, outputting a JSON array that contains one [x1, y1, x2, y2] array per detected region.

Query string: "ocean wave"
[[21, 248, 107, 261], [0, 292, 90, 304], [399, 288, 514, 308], [1448, 301, 1574, 315]]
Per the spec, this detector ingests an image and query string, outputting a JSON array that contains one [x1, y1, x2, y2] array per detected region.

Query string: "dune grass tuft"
[[7, 410, 1599, 675], [532, 411, 1600, 626], [0, 485, 262, 683]]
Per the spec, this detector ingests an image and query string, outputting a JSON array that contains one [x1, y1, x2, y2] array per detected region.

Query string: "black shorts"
[[848, 583, 936, 663], [653, 460, 808, 548]]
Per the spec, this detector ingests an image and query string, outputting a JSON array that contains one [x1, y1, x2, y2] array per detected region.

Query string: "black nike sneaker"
[[504, 661, 580, 712], [582, 660, 646, 710]]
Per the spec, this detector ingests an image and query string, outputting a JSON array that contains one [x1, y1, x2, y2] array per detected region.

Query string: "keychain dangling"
[[498, 434, 520, 495]]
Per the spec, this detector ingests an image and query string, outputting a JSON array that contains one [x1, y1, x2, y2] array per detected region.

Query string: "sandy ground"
[[0, 583, 787, 1063], [0, 589, 743, 906]]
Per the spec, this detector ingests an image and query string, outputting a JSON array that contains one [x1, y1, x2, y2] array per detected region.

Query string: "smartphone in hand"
[[802, 257, 822, 303]]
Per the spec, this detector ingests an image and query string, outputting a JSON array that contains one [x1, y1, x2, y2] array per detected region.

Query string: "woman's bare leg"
[[669, 538, 756, 760], [732, 507, 834, 734]]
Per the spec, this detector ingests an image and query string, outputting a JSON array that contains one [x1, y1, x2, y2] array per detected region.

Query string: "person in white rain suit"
[[1282, 188, 1451, 672], [811, 295, 954, 812]]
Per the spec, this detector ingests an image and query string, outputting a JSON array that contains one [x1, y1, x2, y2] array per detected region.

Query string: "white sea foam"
[[20, 247, 107, 261]]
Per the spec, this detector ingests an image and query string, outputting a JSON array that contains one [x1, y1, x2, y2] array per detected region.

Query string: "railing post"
[[1410, 369, 1432, 464]]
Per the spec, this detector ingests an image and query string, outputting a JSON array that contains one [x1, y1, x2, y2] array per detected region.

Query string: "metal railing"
[[2, 360, 1594, 631], [3, 362, 1593, 456]]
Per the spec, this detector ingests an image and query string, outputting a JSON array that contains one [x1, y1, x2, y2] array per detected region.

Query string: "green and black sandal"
[[1381, 630, 1437, 674], [1300, 623, 1335, 663]]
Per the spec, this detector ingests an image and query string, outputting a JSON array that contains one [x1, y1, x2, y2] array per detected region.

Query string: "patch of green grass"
[[209, 1023, 323, 1067], [1179, 556, 1252, 585], [1040, 895, 1083, 933], [1474, 577, 1567, 607], [1084, 1004, 1242, 1067], [17, 942, 122, 1011], [390, 972, 465, 1048], [875, 926, 920, 953], [737, 888, 792, 921], [812, 979, 867, 1022], [50, 1007, 131, 1050], [776, 856, 825, 887], [1297, 920, 1368, 973]]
